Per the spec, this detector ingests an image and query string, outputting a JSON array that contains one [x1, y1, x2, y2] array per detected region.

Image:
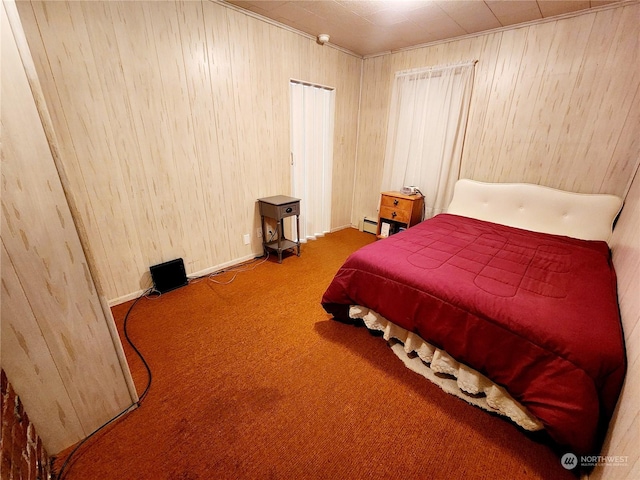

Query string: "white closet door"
[[290, 81, 335, 241]]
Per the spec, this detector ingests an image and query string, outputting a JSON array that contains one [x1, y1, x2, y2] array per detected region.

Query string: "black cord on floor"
[[55, 288, 155, 480], [123, 289, 155, 403], [415, 188, 426, 221], [56, 255, 269, 479]]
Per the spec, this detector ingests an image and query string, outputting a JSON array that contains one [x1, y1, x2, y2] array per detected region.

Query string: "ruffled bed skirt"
[[349, 305, 543, 432]]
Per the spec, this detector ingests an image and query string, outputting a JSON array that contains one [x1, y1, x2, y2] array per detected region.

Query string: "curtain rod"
[[395, 60, 477, 78]]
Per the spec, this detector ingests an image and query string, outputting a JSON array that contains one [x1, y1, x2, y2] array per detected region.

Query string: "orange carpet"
[[54, 228, 575, 479]]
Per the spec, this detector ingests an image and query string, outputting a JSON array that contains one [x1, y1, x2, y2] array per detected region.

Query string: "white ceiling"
[[224, 0, 622, 56]]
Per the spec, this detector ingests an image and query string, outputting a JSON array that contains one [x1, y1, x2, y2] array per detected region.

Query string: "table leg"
[[296, 214, 300, 256], [260, 215, 267, 256], [277, 220, 282, 263]]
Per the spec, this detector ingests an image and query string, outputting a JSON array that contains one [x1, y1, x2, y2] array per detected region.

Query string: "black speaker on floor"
[[149, 258, 188, 294]]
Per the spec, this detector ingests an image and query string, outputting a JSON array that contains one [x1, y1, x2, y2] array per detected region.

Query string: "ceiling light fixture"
[[317, 33, 330, 45]]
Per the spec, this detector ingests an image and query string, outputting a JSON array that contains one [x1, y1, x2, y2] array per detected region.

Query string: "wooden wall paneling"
[[459, 32, 504, 179], [6, 0, 138, 405], [388, 49, 411, 72], [331, 50, 362, 230], [601, 84, 640, 196], [252, 18, 279, 201], [139, 2, 196, 266], [201, 1, 240, 263], [390, 45, 421, 72], [342, 52, 365, 227], [296, 34, 313, 92], [111, 0, 186, 291], [225, 9, 264, 256], [433, 36, 474, 66], [574, 6, 638, 193], [493, 21, 559, 183], [592, 168, 640, 480], [174, 0, 229, 270], [523, 14, 596, 188], [77, 1, 154, 292], [350, 55, 393, 228], [311, 38, 329, 86], [402, 40, 443, 69], [1, 243, 85, 453], [105, 2, 178, 275], [0, 96, 126, 431], [2, 1, 134, 450], [546, 6, 623, 190], [452, 38, 484, 78], [18, 1, 119, 297], [107, 2, 181, 290], [554, 4, 639, 194], [267, 25, 294, 198], [141, 2, 213, 273], [473, 27, 529, 181], [587, 4, 640, 195], [436, 37, 476, 67], [32, 1, 146, 296]]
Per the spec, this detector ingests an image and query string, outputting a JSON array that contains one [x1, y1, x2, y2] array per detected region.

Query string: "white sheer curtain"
[[381, 61, 476, 218], [290, 81, 335, 241]]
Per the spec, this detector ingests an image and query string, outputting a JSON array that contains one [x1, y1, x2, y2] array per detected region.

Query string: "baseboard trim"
[[108, 253, 260, 307], [330, 224, 355, 233], [108, 227, 358, 307]]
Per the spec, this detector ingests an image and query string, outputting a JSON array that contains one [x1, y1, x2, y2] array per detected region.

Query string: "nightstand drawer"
[[277, 202, 300, 218], [380, 195, 413, 212], [259, 201, 300, 219], [379, 205, 411, 224]]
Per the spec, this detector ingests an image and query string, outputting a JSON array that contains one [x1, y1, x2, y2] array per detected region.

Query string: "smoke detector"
[[317, 33, 330, 45]]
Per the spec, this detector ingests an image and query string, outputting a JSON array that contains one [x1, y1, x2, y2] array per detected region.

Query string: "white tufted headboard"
[[447, 179, 623, 243]]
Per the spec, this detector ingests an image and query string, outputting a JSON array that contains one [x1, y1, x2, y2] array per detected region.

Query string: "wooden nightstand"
[[377, 191, 424, 238], [258, 195, 301, 263]]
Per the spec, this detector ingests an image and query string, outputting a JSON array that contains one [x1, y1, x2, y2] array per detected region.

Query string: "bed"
[[321, 179, 626, 455]]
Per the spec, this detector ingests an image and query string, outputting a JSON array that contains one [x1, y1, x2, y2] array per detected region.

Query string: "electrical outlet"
[[257, 227, 263, 238], [243, 233, 250, 245]]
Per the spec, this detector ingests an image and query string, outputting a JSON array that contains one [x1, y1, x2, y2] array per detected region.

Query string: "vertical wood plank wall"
[[1, 1, 135, 454], [592, 169, 640, 479], [352, 2, 639, 227], [16, 0, 362, 303]]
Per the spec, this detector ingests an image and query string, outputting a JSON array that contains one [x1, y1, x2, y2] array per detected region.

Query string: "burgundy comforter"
[[322, 214, 625, 455]]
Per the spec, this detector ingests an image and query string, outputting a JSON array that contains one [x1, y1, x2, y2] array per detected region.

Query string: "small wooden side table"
[[258, 195, 301, 263], [377, 191, 424, 238]]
